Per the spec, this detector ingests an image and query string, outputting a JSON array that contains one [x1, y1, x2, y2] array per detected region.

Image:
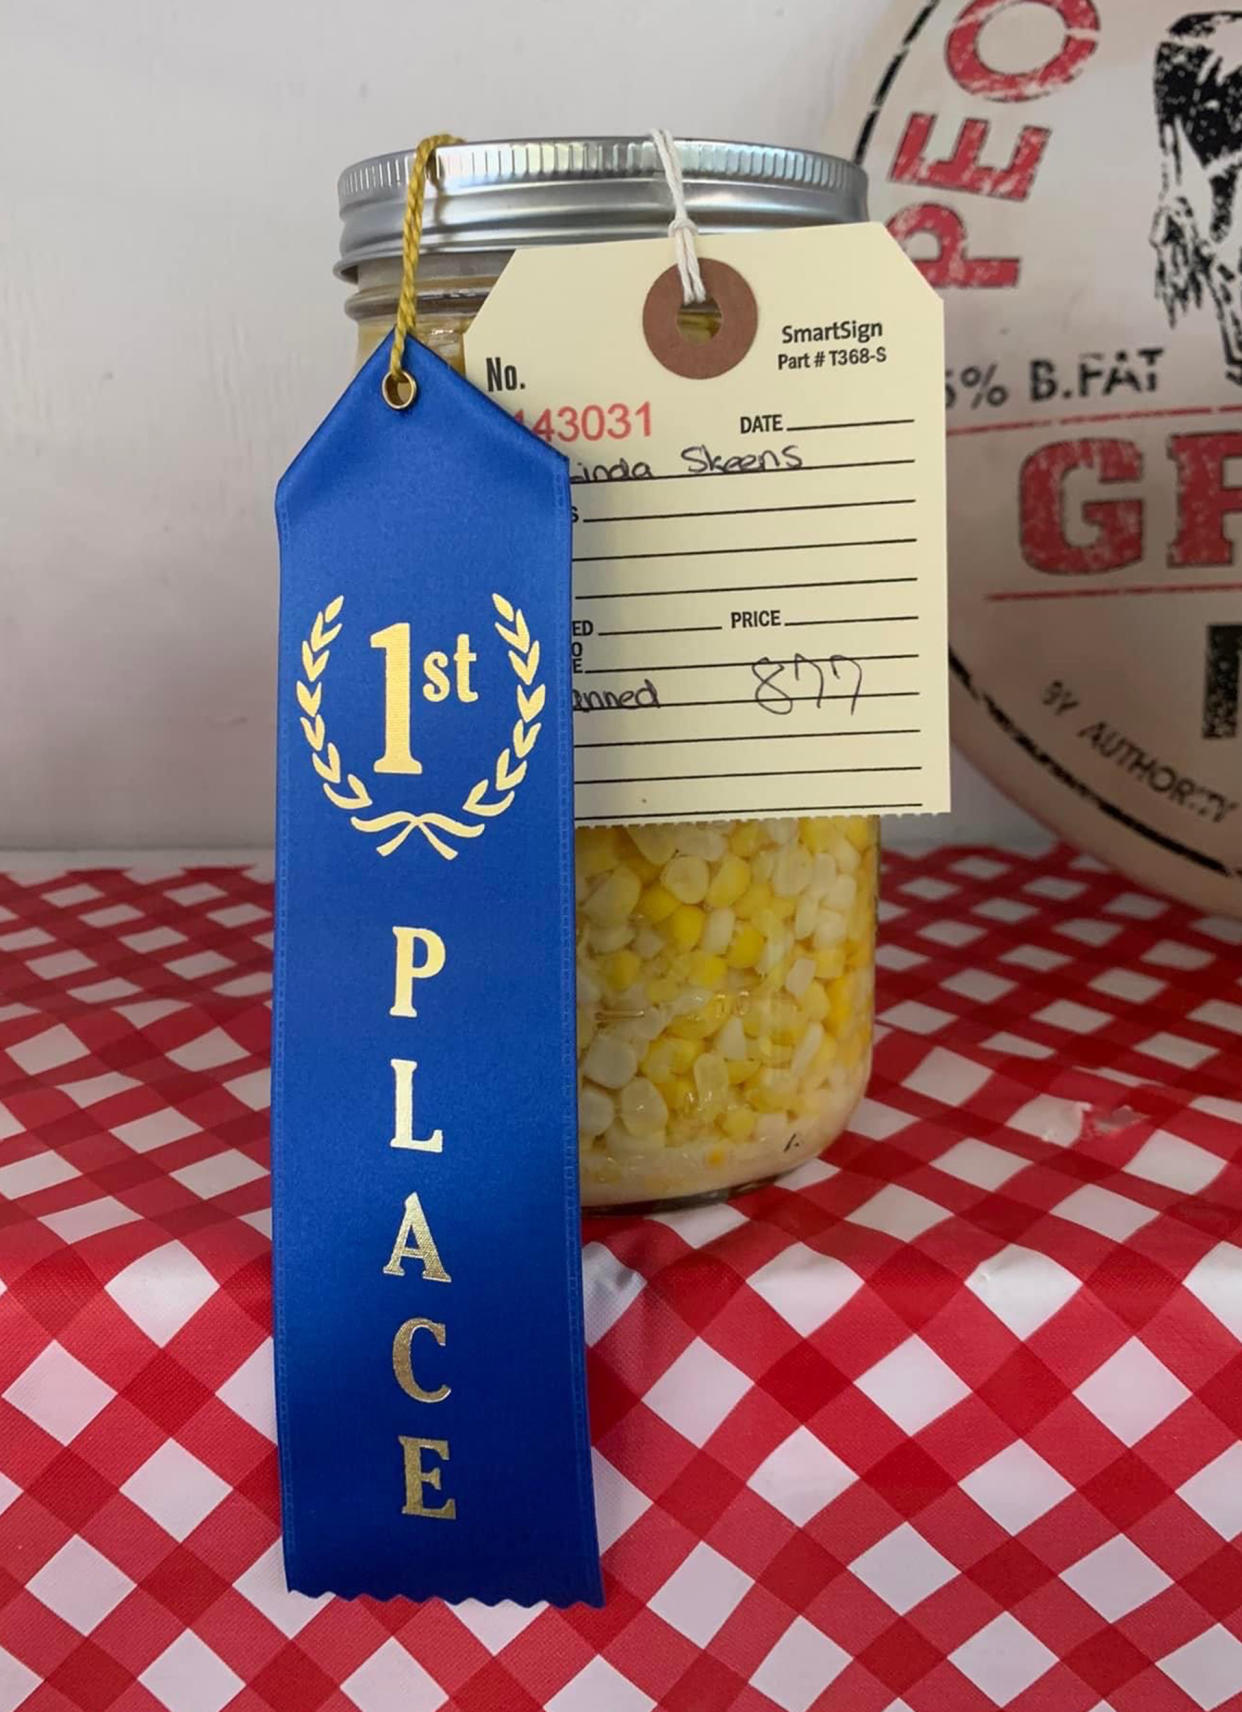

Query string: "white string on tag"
[[650, 129, 707, 306]]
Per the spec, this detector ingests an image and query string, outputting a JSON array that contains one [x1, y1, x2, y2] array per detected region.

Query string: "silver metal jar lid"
[[336, 137, 868, 278]]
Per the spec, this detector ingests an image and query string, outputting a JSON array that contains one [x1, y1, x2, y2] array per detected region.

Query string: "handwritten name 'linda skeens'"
[[570, 441, 804, 484]]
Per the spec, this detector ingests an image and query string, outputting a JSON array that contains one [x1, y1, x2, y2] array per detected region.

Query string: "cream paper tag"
[[463, 224, 948, 827]]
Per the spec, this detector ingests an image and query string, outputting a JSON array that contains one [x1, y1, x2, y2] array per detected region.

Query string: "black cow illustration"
[[1153, 12, 1242, 383]]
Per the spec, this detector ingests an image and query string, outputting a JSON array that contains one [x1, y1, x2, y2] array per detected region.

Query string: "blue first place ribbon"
[[272, 338, 602, 1607]]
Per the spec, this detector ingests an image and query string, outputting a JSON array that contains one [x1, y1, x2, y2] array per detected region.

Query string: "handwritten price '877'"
[[752, 655, 864, 716]]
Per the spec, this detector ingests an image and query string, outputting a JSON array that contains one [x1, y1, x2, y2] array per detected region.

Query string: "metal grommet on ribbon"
[[384, 132, 463, 410], [380, 369, 418, 411]]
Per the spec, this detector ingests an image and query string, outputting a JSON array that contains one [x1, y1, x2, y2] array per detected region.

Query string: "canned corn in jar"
[[336, 138, 878, 1208]]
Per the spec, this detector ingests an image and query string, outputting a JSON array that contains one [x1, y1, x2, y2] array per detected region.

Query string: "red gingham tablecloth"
[[1, 844, 1241, 1712]]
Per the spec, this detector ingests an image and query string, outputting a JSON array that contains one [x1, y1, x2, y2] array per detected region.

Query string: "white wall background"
[[1, 0, 1039, 851]]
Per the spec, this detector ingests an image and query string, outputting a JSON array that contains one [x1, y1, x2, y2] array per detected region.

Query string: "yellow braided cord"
[[387, 133, 463, 391]]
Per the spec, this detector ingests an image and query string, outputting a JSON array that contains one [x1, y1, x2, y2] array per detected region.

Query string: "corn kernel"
[[588, 921, 634, 954], [722, 1106, 757, 1142], [726, 883, 764, 924], [827, 975, 854, 1031], [578, 1084, 615, 1138], [826, 873, 858, 914], [834, 837, 862, 875], [584, 864, 641, 927], [753, 907, 782, 941], [706, 854, 751, 908], [657, 1074, 696, 1115], [791, 1020, 824, 1078], [693, 1052, 729, 1116], [810, 853, 839, 895], [799, 981, 830, 1023], [772, 841, 814, 898], [662, 855, 710, 904], [677, 826, 727, 861], [666, 904, 706, 951], [647, 973, 682, 1006], [638, 882, 679, 924], [757, 926, 793, 975], [577, 826, 620, 878], [583, 1032, 638, 1089], [726, 923, 764, 969], [814, 911, 847, 949], [688, 952, 726, 990], [730, 822, 764, 858], [669, 1036, 702, 1074], [641, 1039, 676, 1082], [643, 1036, 700, 1080], [815, 945, 846, 981], [759, 960, 793, 994], [801, 817, 836, 855], [843, 816, 873, 851], [701, 907, 735, 956], [785, 956, 815, 999], [734, 880, 773, 920], [628, 824, 679, 866], [620, 1076, 669, 1137], [811, 1036, 839, 1078], [634, 926, 664, 960], [769, 1008, 802, 1047], [604, 948, 641, 991], [716, 1015, 747, 1060], [727, 1056, 760, 1084], [794, 892, 819, 941]]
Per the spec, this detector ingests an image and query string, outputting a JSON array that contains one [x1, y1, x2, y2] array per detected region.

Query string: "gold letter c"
[[393, 1317, 450, 1404]]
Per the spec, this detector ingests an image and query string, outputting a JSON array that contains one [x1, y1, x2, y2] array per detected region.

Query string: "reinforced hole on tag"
[[382, 369, 418, 410], [643, 259, 757, 380], [675, 297, 722, 344]]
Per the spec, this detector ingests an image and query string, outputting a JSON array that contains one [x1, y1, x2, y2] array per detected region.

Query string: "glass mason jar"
[[336, 138, 879, 1209]]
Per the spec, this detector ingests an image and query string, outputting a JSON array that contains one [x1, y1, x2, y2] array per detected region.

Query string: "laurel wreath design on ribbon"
[[297, 594, 544, 860]]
